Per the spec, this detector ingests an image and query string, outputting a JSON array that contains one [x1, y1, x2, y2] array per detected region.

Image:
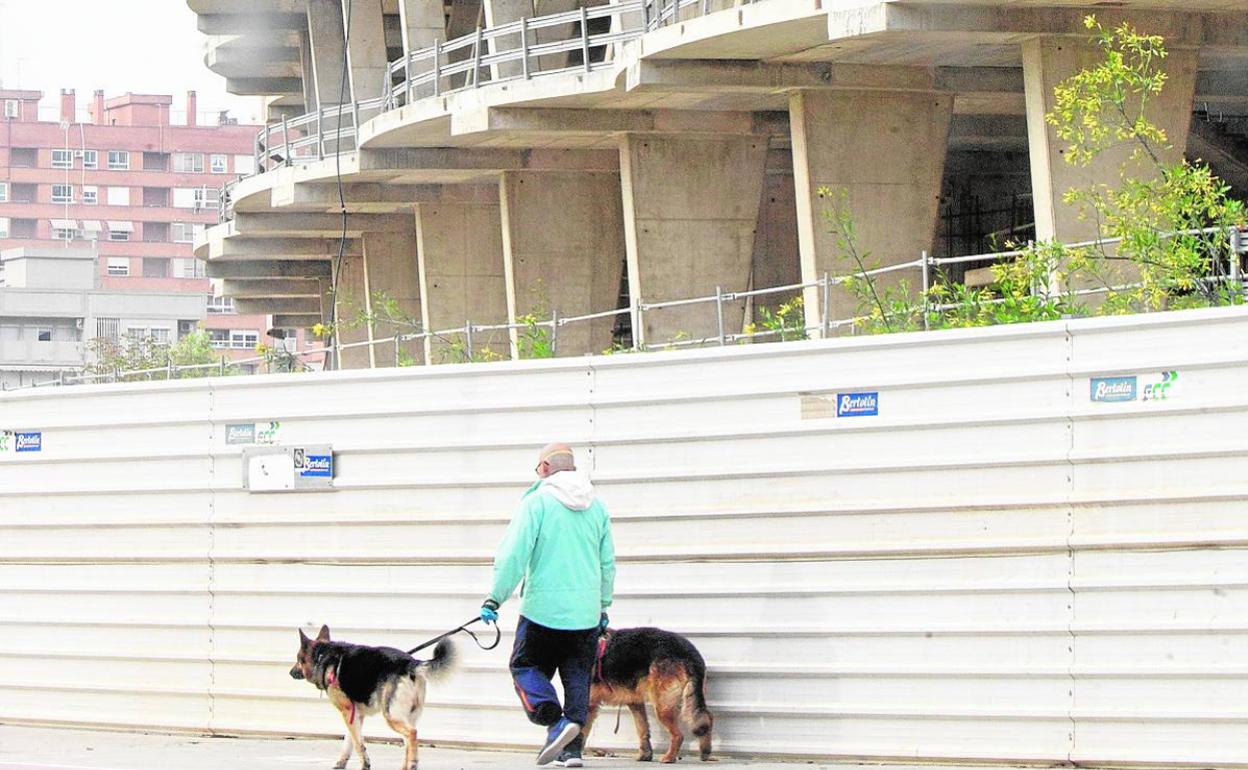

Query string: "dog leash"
[[406, 616, 501, 655]]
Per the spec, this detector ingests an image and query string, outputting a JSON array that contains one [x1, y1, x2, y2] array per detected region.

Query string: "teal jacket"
[[488, 470, 616, 630]]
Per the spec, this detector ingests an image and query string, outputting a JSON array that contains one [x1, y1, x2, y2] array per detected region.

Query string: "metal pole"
[[1230, 228, 1242, 285], [920, 250, 930, 331], [821, 271, 831, 337], [521, 18, 531, 80], [715, 286, 725, 346], [433, 39, 442, 97], [316, 105, 325, 160], [464, 322, 474, 361], [403, 49, 414, 105], [166, 352, 174, 381], [473, 27, 484, 87], [581, 6, 592, 72], [220, 355, 227, 376], [630, 297, 642, 351], [550, 309, 559, 356], [642, 0, 651, 30], [351, 100, 361, 149], [281, 115, 292, 167], [394, 334, 402, 366]]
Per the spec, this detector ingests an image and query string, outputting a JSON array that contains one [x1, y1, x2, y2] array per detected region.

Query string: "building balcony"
[[0, 339, 83, 367]]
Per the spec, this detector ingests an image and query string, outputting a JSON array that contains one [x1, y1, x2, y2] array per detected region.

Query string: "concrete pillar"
[[306, 0, 348, 105], [414, 189, 510, 363], [299, 29, 319, 111], [482, 0, 533, 80], [343, 0, 388, 102], [333, 254, 373, 369], [619, 134, 768, 346], [1023, 38, 1198, 244], [363, 229, 423, 366], [499, 171, 626, 357], [751, 147, 801, 321], [790, 89, 953, 332], [399, 0, 445, 50], [532, 0, 578, 71]]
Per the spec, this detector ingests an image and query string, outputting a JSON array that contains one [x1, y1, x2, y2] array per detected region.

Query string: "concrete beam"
[[214, 237, 363, 259], [206, 45, 302, 80], [234, 297, 323, 314], [205, 260, 333, 279], [836, 5, 1248, 48], [271, 313, 324, 328], [225, 77, 304, 96], [271, 182, 443, 212], [197, 13, 306, 35], [452, 107, 773, 138], [233, 212, 417, 237], [398, 0, 445, 52], [307, 0, 349, 106], [219, 279, 324, 298]]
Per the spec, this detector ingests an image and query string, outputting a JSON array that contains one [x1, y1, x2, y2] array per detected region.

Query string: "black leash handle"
[[407, 616, 501, 656]]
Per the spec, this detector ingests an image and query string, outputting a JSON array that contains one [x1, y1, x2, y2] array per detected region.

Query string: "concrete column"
[[363, 229, 423, 366], [532, 0, 578, 72], [399, 0, 445, 50], [790, 89, 953, 332], [414, 189, 510, 363], [482, 0, 533, 80], [1023, 38, 1198, 244], [750, 147, 801, 321], [343, 0, 388, 102], [499, 171, 625, 357], [299, 29, 319, 111], [333, 254, 373, 369], [619, 134, 768, 346], [306, 0, 348, 105]]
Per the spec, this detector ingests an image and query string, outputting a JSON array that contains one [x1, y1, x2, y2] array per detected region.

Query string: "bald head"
[[536, 442, 575, 478]]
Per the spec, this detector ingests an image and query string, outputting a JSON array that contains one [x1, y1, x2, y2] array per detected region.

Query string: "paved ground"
[[0, 725, 1000, 770]]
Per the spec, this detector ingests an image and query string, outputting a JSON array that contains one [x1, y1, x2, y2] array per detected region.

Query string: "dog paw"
[[333, 761, 348, 770], [636, 752, 653, 762], [700, 756, 717, 762], [659, 755, 678, 764]]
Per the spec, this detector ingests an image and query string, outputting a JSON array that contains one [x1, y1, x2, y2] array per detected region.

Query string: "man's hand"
[[480, 599, 500, 625], [599, 612, 609, 632]]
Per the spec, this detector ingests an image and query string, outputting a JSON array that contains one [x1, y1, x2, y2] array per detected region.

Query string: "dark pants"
[[510, 615, 598, 748]]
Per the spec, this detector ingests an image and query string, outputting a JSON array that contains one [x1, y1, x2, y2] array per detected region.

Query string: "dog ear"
[[299, 628, 310, 644], [317, 624, 331, 641]]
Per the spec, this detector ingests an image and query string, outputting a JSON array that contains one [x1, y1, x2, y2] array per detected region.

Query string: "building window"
[[207, 295, 235, 314], [173, 153, 204, 173], [0, 182, 7, 202], [143, 222, 169, 243], [125, 327, 146, 343], [108, 230, 130, 242], [37, 329, 52, 342], [96, 317, 120, 342], [210, 154, 228, 174], [4, 100, 18, 119], [171, 222, 202, 243], [143, 258, 170, 278], [82, 186, 98, 205], [173, 258, 206, 278], [142, 187, 169, 207], [52, 184, 74, 203], [150, 328, 171, 345], [106, 258, 129, 276], [0, 218, 8, 238], [51, 149, 73, 169], [82, 150, 98, 169], [11, 148, 36, 167], [208, 329, 230, 349], [107, 150, 130, 170], [230, 330, 259, 349], [52, 227, 77, 242]]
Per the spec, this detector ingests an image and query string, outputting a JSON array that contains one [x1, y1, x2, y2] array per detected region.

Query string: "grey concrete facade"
[[192, 0, 1248, 364]]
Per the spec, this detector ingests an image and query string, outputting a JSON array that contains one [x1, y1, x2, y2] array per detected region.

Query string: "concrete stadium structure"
[[189, 0, 1248, 366]]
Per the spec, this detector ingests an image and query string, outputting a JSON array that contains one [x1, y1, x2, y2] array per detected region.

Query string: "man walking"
[[481, 443, 616, 767]]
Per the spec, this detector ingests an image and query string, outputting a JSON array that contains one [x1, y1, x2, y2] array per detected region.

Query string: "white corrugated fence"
[[1, 306, 1247, 766]]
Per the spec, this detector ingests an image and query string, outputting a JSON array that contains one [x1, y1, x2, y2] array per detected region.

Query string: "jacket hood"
[[538, 470, 596, 511]]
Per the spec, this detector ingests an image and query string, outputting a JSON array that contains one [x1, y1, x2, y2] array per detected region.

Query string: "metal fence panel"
[[1, 306, 1246, 765]]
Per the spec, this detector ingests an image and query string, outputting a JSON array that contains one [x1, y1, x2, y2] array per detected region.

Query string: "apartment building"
[[0, 88, 314, 373]]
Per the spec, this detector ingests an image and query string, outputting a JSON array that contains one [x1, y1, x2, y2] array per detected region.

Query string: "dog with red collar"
[[290, 625, 455, 770]]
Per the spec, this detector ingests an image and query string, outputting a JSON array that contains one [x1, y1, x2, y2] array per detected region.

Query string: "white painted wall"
[[1, 306, 1246, 766]]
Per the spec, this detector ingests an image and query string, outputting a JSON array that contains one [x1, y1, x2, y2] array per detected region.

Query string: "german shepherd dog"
[[290, 625, 454, 770], [586, 627, 715, 763]]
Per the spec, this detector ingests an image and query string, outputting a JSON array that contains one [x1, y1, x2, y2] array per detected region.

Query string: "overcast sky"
[[0, 0, 263, 125]]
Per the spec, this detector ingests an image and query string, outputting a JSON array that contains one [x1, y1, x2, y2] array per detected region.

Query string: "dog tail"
[[682, 663, 713, 738], [416, 638, 456, 682]]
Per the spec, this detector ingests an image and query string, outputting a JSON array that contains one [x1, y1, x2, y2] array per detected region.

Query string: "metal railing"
[[7, 226, 1244, 393], [239, 0, 755, 187]]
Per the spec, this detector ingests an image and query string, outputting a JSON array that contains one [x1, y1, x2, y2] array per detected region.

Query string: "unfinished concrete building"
[[189, 0, 1248, 366]]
